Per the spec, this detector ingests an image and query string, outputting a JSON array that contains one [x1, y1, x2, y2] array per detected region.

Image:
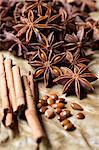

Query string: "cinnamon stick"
[[28, 72, 39, 103], [0, 54, 13, 127], [12, 66, 25, 111], [0, 54, 10, 112], [4, 59, 17, 112], [22, 75, 45, 143]]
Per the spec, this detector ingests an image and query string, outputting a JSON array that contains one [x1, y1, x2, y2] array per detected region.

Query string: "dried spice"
[[0, 0, 98, 99], [54, 65, 97, 99], [29, 49, 64, 87], [37, 94, 86, 131]]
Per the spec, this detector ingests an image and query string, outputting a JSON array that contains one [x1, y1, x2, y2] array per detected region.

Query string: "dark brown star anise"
[[30, 32, 64, 54], [29, 49, 65, 87], [54, 65, 97, 99], [65, 51, 89, 69], [25, 0, 51, 17], [64, 27, 91, 56], [13, 10, 48, 43]]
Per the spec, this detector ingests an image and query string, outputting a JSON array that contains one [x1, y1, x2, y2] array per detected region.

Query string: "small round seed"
[[50, 94, 58, 100], [60, 110, 71, 120], [45, 109, 55, 119], [54, 108, 62, 114], [39, 99, 47, 106], [64, 123, 76, 131], [37, 102, 42, 109], [76, 113, 85, 119], [61, 119, 70, 126], [52, 103, 64, 109], [42, 95, 49, 101], [57, 103, 65, 109], [47, 97, 55, 105], [70, 103, 83, 111], [39, 106, 47, 114]]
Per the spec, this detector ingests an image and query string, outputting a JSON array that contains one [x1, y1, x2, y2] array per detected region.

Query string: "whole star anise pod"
[[29, 49, 65, 87], [30, 32, 64, 54], [65, 51, 89, 69], [13, 10, 48, 43], [54, 65, 97, 99], [24, 0, 51, 17], [64, 27, 91, 56]]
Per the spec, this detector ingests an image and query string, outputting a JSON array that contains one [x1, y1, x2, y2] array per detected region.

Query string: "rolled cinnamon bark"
[[0, 54, 10, 112], [0, 54, 13, 127], [28, 72, 39, 103], [4, 59, 17, 112], [12, 66, 25, 111], [22, 75, 45, 143]]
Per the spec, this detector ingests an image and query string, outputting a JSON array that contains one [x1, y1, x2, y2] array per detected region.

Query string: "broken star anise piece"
[[54, 65, 97, 99], [29, 49, 65, 87]]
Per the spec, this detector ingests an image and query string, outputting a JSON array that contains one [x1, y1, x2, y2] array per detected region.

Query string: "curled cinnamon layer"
[[12, 66, 25, 111], [0, 54, 10, 112], [28, 72, 39, 103], [0, 54, 13, 127], [22, 75, 45, 143], [4, 59, 17, 112]]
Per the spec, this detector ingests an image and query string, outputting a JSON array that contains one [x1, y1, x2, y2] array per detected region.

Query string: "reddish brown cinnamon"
[[12, 66, 25, 111], [22, 75, 45, 143], [0, 54, 13, 127], [4, 59, 17, 112]]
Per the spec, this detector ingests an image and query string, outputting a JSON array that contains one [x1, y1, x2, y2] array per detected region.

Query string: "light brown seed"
[[39, 106, 47, 114], [37, 102, 42, 109], [54, 108, 62, 114], [57, 103, 65, 109], [70, 103, 83, 111], [50, 94, 58, 100], [76, 113, 85, 119], [64, 123, 76, 131], [47, 97, 55, 105], [59, 110, 71, 121], [61, 119, 70, 126], [39, 99, 47, 106], [42, 95, 49, 101], [52, 103, 64, 109], [45, 109, 55, 119]]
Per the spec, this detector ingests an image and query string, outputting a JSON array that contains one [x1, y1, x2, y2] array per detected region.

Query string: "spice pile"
[[37, 94, 85, 131], [0, 54, 45, 143], [0, 0, 98, 99]]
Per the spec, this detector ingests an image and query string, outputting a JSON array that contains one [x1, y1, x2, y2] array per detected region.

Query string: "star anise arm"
[[44, 68, 50, 87], [80, 73, 98, 82], [75, 79, 81, 99], [50, 66, 62, 77], [79, 77, 94, 92], [63, 78, 74, 94], [34, 67, 45, 78], [26, 27, 33, 43], [29, 60, 44, 67]]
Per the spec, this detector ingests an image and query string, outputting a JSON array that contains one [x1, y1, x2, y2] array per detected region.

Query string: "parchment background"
[[0, 5, 99, 150]]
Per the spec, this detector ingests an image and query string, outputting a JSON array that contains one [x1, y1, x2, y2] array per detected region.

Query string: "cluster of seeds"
[[37, 94, 85, 131]]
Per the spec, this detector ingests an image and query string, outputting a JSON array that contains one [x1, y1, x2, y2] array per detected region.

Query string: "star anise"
[[54, 65, 97, 99], [29, 49, 65, 87], [65, 51, 89, 69], [64, 27, 91, 56], [30, 32, 64, 54], [13, 10, 49, 43], [24, 0, 51, 17], [1, 30, 28, 56]]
